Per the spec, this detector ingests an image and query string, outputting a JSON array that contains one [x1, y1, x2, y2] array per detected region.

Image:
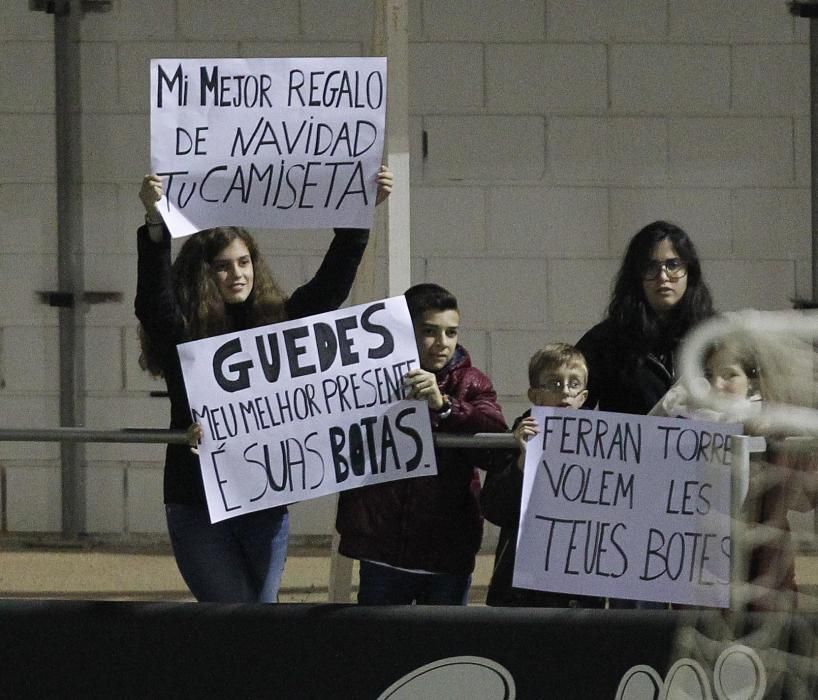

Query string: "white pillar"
[[374, 0, 411, 296], [329, 0, 411, 602]]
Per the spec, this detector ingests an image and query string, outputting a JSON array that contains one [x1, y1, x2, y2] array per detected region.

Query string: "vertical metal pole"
[[327, 514, 353, 602], [54, 0, 86, 537], [811, 19, 818, 301], [809, 14, 818, 549], [729, 435, 751, 611], [728, 435, 767, 610], [789, 0, 818, 547]]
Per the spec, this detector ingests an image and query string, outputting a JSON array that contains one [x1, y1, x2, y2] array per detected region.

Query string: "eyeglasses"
[[533, 378, 585, 397], [642, 257, 688, 281]]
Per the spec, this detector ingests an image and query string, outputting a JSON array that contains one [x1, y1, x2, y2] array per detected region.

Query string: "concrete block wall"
[[0, 0, 811, 541]]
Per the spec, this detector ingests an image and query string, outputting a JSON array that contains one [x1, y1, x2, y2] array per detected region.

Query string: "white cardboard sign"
[[177, 296, 436, 523], [150, 56, 386, 237], [513, 407, 739, 608]]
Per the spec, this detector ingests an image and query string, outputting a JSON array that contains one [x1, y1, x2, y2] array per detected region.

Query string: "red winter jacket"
[[335, 345, 507, 575]]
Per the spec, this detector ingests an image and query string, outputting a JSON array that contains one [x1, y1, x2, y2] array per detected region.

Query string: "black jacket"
[[134, 224, 369, 504], [576, 318, 675, 415], [480, 411, 605, 608]]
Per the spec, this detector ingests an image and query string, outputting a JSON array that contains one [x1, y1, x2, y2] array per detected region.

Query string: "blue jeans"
[[165, 503, 289, 603], [357, 560, 471, 605]]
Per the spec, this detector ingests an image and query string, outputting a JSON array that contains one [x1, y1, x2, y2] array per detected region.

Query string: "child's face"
[[415, 309, 459, 372], [704, 347, 753, 399], [528, 364, 588, 409]]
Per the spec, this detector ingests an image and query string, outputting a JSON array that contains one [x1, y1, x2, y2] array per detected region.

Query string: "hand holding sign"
[[513, 416, 540, 470], [139, 174, 163, 215], [403, 368, 446, 411], [375, 164, 393, 205], [187, 422, 203, 455]]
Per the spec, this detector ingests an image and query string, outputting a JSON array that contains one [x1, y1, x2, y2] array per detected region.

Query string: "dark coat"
[[480, 411, 605, 608], [335, 346, 507, 576], [576, 319, 683, 610], [134, 224, 369, 505], [576, 318, 675, 415]]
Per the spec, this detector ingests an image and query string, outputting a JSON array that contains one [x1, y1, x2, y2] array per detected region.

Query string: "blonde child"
[[701, 337, 818, 611], [480, 343, 605, 608]]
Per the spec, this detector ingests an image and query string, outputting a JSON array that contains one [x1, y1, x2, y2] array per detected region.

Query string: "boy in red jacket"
[[335, 283, 507, 604]]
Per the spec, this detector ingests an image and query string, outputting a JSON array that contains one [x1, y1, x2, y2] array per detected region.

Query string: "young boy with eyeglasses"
[[480, 343, 605, 608]]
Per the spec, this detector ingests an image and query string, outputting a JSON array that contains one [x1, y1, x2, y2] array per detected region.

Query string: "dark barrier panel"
[[0, 602, 815, 699]]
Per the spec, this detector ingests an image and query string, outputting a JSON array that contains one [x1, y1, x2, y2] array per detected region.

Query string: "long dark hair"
[[607, 220, 714, 355], [139, 227, 287, 376]]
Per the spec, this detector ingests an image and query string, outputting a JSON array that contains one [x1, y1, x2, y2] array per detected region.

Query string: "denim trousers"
[[357, 560, 471, 605], [165, 503, 289, 603]]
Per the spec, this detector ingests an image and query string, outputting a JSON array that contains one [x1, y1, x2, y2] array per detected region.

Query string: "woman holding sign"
[[135, 166, 392, 603], [576, 220, 715, 609]]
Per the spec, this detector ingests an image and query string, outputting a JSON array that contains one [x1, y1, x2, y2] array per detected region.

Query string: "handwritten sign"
[[513, 407, 740, 608], [177, 296, 436, 523], [150, 56, 387, 237]]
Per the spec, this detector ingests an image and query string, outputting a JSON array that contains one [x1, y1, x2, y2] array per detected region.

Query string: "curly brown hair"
[[139, 227, 287, 376]]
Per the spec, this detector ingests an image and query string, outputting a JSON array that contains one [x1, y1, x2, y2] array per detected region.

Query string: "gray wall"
[[0, 0, 811, 540]]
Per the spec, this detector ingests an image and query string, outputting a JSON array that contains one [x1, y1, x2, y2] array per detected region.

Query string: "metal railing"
[[0, 428, 517, 448], [0, 428, 189, 444], [1, 426, 817, 609]]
